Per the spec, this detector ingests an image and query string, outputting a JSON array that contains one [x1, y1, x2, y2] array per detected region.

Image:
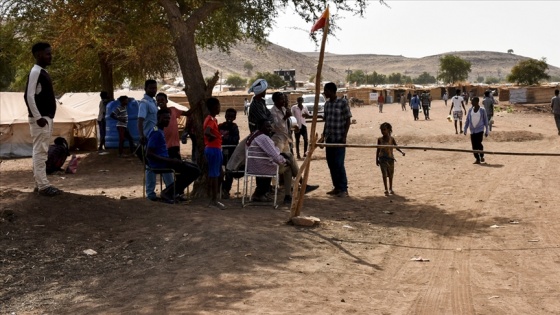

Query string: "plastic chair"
[[242, 145, 279, 208], [221, 144, 244, 199], [137, 144, 181, 201]]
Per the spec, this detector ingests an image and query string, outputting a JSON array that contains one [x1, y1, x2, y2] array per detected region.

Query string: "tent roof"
[[1, 92, 97, 125]]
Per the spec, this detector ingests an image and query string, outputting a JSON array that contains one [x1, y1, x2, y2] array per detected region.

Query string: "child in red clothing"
[[204, 97, 225, 210]]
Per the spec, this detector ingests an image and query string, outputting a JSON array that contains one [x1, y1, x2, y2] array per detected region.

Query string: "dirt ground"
[[1, 100, 560, 315]]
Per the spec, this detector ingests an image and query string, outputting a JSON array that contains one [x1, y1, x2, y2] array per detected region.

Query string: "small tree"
[[369, 71, 386, 86], [508, 49, 514, 54], [308, 74, 316, 83], [485, 76, 500, 84], [243, 61, 254, 76], [437, 55, 472, 84], [225, 74, 247, 89], [252, 71, 285, 89], [476, 75, 484, 83], [346, 70, 366, 85], [387, 72, 403, 84], [414, 72, 437, 84], [506, 58, 550, 85]]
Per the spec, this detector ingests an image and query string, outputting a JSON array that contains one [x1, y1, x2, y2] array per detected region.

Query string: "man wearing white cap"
[[247, 78, 272, 133]]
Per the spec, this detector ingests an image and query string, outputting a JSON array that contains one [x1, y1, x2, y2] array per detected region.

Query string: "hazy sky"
[[268, 1, 560, 68]]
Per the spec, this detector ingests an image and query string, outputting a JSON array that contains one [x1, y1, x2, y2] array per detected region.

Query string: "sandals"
[[38, 186, 63, 197]]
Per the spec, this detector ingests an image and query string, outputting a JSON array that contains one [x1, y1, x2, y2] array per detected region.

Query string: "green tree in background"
[[476, 75, 484, 83], [251, 72, 285, 89], [413, 72, 436, 84], [387, 72, 403, 84], [485, 76, 500, 84], [369, 71, 386, 86], [243, 61, 254, 76], [0, 21, 25, 91], [346, 70, 366, 85], [506, 58, 550, 85], [225, 74, 247, 89], [437, 55, 472, 84]]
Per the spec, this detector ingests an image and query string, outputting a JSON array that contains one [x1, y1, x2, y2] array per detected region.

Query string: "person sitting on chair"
[[146, 108, 201, 203]]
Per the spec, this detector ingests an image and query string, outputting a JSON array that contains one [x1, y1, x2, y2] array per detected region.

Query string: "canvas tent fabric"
[[0, 92, 97, 158]]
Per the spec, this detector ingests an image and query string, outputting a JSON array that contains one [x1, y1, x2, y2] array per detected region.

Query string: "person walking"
[[421, 91, 431, 120], [551, 89, 560, 135], [320, 82, 352, 198], [291, 96, 310, 159], [377, 93, 385, 113], [482, 90, 497, 131], [464, 97, 490, 164], [400, 93, 407, 111], [443, 91, 448, 107], [410, 92, 421, 121], [449, 89, 467, 134], [24, 42, 62, 197]]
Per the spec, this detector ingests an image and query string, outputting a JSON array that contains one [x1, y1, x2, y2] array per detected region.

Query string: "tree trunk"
[[159, 0, 223, 197], [98, 52, 114, 100]]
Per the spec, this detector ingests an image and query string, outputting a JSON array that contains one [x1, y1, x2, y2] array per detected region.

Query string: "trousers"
[[29, 116, 53, 190]]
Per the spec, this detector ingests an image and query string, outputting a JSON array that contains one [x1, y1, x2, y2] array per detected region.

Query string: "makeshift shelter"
[[0, 92, 98, 158]]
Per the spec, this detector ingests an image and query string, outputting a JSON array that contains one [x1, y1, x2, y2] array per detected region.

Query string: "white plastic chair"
[[242, 145, 279, 208]]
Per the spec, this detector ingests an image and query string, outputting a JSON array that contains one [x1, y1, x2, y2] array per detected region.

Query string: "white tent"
[[0, 92, 97, 158]]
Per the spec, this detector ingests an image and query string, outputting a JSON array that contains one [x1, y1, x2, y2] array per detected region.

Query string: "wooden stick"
[[290, 9, 330, 219], [315, 143, 560, 156]]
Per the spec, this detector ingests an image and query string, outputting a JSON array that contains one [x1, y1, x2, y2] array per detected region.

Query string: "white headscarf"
[[248, 79, 268, 94]]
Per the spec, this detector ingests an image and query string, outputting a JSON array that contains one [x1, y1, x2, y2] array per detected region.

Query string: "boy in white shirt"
[[449, 89, 467, 134], [291, 97, 310, 159]]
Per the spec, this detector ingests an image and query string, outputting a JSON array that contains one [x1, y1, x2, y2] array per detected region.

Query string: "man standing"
[[421, 91, 431, 120], [24, 42, 62, 197], [409, 92, 421, 121], [449, 89, 467, 134], [551, 89, 560, 136], [400, 93, 407, 111], [482, 90, 496, 131], [247, 78, 272, 133], [464, 97, 489, 164], [443, 90, 448, 107], [377, 93, 384, 113], [97, 91, 111, 151], [291, 96, 310, 159], [320, 82, 352, 198], [137, 79, 173, 201], [156, 92, 188, 160]]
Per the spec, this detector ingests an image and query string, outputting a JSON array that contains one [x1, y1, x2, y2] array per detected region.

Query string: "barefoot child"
[[376, 122, 405, 195], [204, 97, 226, 210]]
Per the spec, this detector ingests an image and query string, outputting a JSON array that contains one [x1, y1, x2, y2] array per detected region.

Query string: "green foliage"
[[308, 74, 316, 83], [243, 61, 253, 75], [225, 74, 247, 88], [476, 76, 484, 83], [0, 21, 25, 91], [387, 72, 403, 84], [413, 72, 436, 85], [438, 55, 472, 84], [346, 70, 366, 85], [251, 72, 285, 89], [508, 49, 514, 54], [368, 71, 386, 86], [506, 58, 550, 85], [485, 76, 500, 84], [549, 75, 560, 82]]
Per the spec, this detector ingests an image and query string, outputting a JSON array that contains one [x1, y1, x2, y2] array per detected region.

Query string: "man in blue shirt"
[[137, 79, 173, 200], [410, 92, 421, 121], [147, 109, 201, 203]]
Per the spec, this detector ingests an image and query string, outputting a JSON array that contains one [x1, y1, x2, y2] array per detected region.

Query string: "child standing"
[[110, 96, 135, 157], [218, 108, 240, 199], [204, 97, 226, 210], [376, 122, 405, 195]]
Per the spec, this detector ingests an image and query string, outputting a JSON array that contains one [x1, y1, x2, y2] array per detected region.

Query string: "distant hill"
[[196, 42, 560, 85]]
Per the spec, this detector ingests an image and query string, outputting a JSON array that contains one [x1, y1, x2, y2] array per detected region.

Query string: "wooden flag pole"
[[290, 8, 330, 219]]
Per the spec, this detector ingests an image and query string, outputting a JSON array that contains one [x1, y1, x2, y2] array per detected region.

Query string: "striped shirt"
[[322, 97, 352, 142], [246, 132, 286, 175], [112, 106, 128, 128]]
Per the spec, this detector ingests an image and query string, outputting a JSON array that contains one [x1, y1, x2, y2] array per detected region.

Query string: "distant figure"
[[421, 92, 431, 120], [24, 42, 62, 196], [219, 108, 240, 199], [156, 92, 188, 160], [464, 97, 489, 164], [400, 93, 407, 111], [46, 137, 70, 174], [376, 122, 405, 195], [377, 93, 385, 113], [320, 82, 352, 198], [463, 91, 469, 105], [291, 96, 310, 159], [204, 97, 226, 210], [449, 89, 467, 134], [442, 91, 448, 107], [482, 91, 497, 131], [552, 89, 560, 135], [110, 96, 136, 157], [98, 91, 111, 151], [409, 92, 421, 121], [244, 97, 250, 115], [407, 91, 412, 104]]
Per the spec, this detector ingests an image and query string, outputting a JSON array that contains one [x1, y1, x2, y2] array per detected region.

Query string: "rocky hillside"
[[196, 42, 560, 84]]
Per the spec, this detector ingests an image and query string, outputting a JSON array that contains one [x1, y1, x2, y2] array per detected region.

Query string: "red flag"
[[310, 7, 330, 33]]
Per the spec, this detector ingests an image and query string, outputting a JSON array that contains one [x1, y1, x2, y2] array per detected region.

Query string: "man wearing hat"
[[247, 78, 272, 133]]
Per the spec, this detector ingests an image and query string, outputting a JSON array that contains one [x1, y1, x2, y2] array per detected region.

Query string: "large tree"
[[2, 0, 177, 98], [437, 55, 471, 84], [506, 58, 550, 85]]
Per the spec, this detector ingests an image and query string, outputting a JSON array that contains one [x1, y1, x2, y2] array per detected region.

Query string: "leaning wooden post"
[[290, 6, 330, 220]]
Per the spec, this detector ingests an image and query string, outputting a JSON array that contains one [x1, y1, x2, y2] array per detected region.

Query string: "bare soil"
[[1, 101, 560, 314]]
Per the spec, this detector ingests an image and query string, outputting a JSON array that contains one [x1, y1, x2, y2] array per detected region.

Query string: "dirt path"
[[1, 100, 559, 314]]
